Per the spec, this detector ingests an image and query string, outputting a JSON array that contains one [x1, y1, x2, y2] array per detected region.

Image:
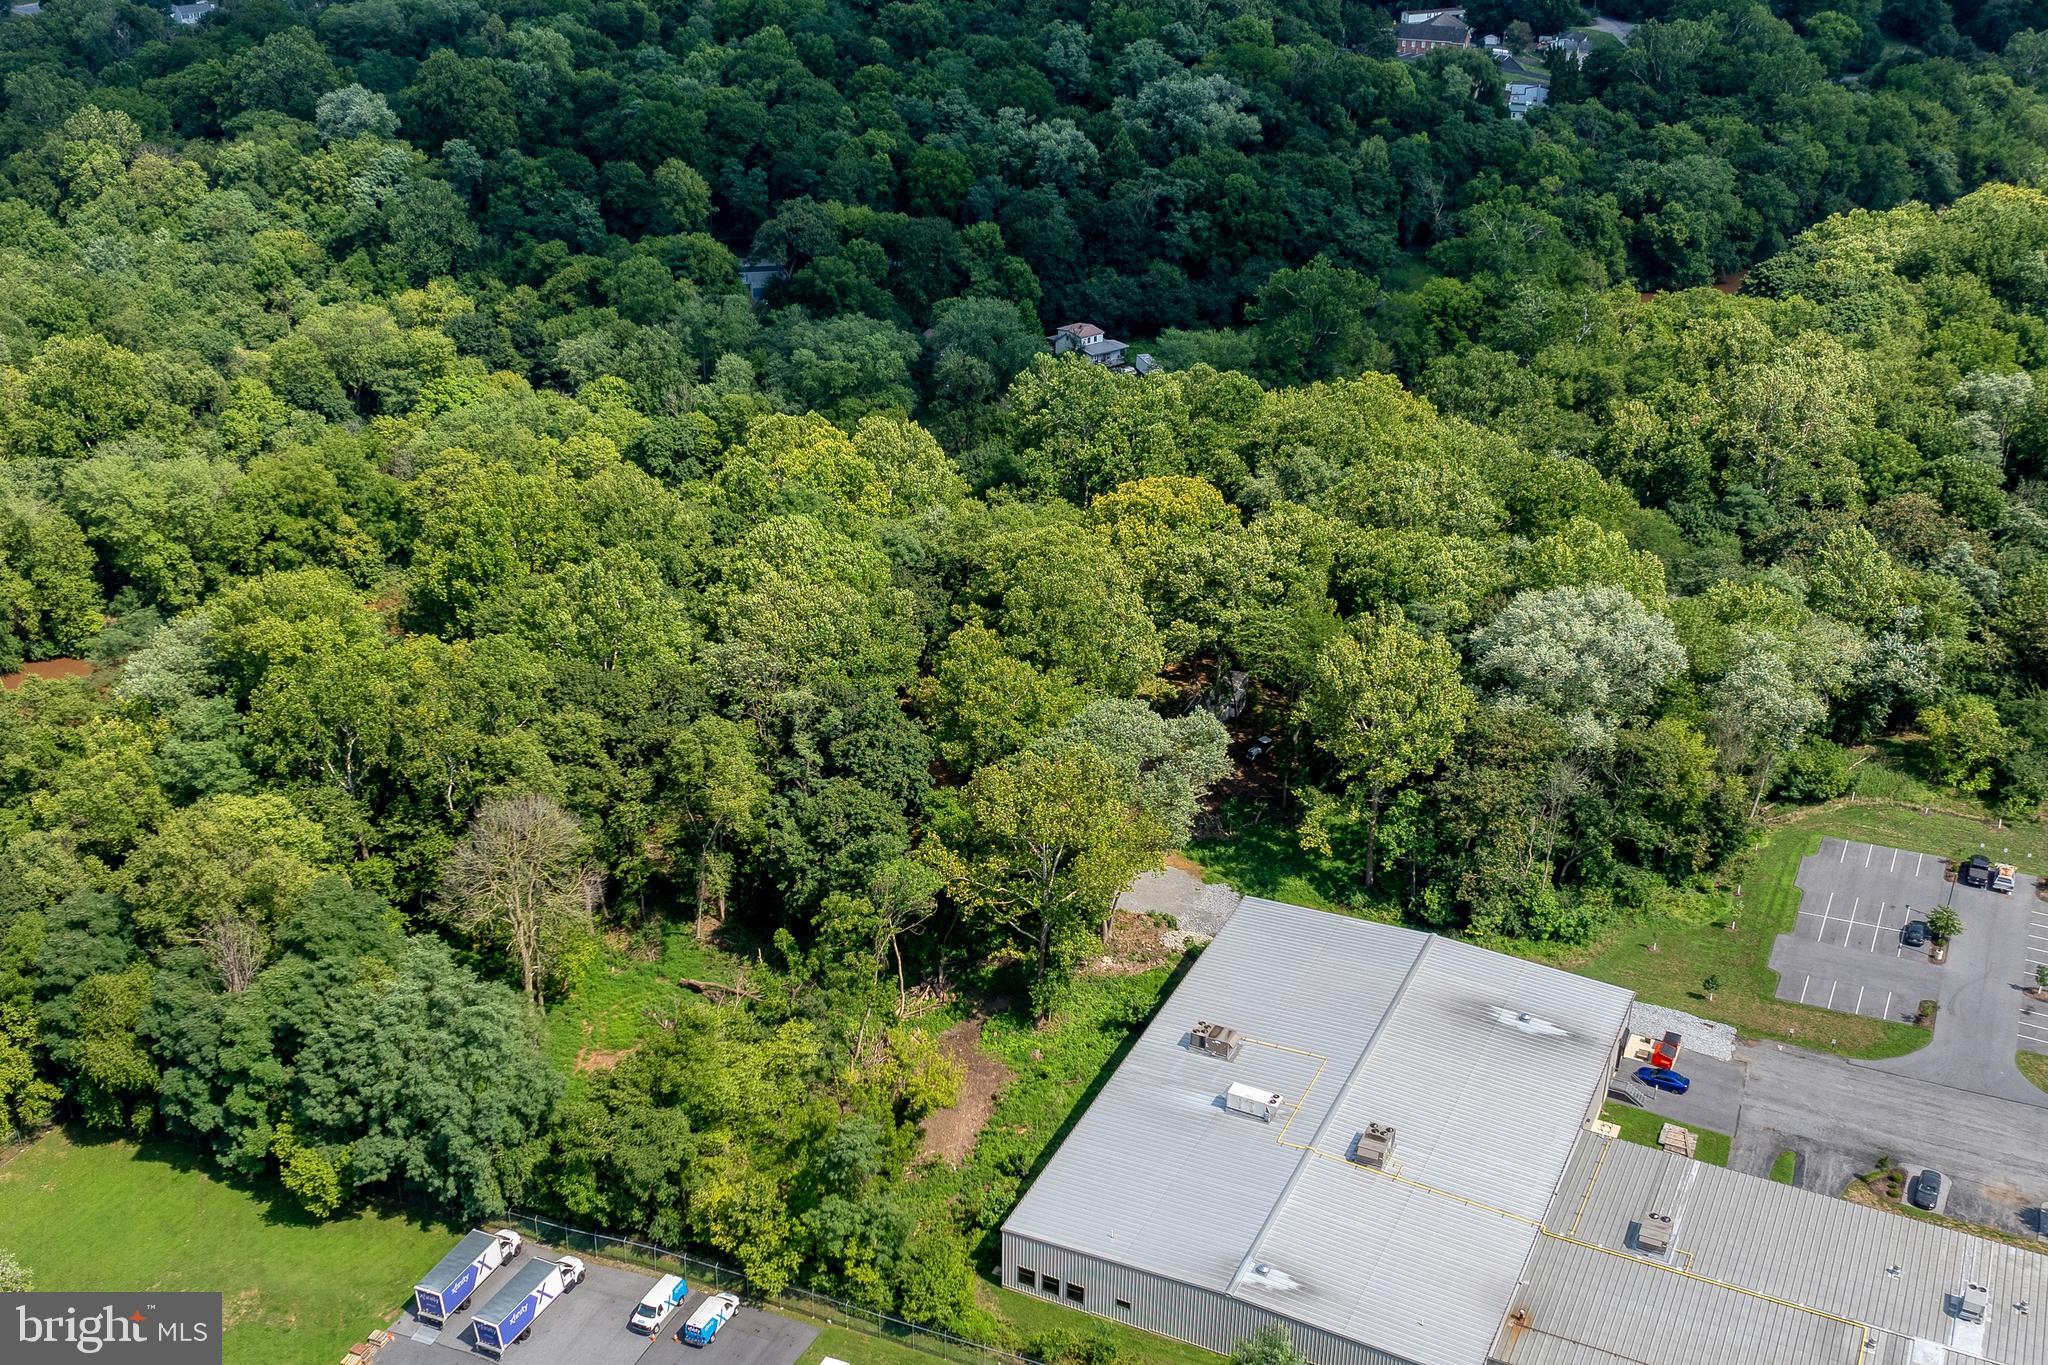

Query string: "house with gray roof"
[[1398, 7, 1475, 57], [1049, 322, 1157, 376]]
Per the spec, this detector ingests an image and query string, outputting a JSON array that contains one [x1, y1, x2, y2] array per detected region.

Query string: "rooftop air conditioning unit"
[[1225, 1082, 1282, 1122], [1190, 1020, 1243, 1061], [1959, 1283, 1990, 1323], [1349, 1124, 1397, 1168], [1635, 1212, 1674, 1256]]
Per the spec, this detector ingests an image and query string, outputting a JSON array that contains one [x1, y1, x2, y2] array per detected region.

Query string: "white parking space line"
[[1890, 848, 1899, 871], [1855, 985, 1866, 1014], [1915, 852, 1924, 875], [1839, 842, 1848, 862], [1865, 845, 1875, 868], [1883, 990, 1893, 1020], [1827, 980, 1839, 1009], [1799, 975, 1810, 1003]]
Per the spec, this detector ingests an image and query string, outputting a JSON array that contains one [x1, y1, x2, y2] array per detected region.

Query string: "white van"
[[631, 1274, 688, 1334]]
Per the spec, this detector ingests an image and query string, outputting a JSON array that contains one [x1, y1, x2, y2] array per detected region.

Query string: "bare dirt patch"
[[1091, 908, 1184, 975], [1, 658, 93, 690], [920, 1019, 1013, 1167], [574, 1046, 633, 1073]]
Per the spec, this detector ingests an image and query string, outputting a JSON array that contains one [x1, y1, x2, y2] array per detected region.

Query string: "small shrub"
[[1774, 739, 1853, 802]]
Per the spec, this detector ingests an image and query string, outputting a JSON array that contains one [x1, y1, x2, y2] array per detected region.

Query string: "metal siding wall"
[[1001, 1234, 1419, 1365]]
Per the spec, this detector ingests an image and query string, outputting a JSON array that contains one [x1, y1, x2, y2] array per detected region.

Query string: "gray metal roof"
[[1003, 897, 1634, 1365], [1496, 1135, 2048, 1365]]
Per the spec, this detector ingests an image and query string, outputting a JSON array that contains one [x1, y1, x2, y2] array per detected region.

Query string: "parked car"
[[1901, 920, 1929, 948], [1910, 1168, 1944, 1210], [1634, 1066, 1690, 1095], [682, 1292, 741, 1347], [1994, 863, 2017, 894], [632, 1274, 688, 1335], [1960, 854, 1992, 888]]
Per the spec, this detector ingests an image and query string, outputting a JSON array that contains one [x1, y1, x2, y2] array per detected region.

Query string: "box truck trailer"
[[473, 1256, 585, 1357], [412, 1229, 523, 1324]]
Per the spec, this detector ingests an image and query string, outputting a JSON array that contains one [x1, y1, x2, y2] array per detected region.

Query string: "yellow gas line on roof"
[[1533, 1228, 1876, 1365], [1567, 1134, 1611, 1238]]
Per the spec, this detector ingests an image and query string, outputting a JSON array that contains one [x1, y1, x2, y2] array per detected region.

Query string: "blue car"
[[1635, 1066, 1690, 1095]]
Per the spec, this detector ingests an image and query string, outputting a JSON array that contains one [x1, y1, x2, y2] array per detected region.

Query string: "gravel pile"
[[1117, 868, 1243, 937], [1628, 1000, 1737, 1059]]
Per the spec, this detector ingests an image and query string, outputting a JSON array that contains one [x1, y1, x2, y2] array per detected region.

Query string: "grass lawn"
[[544, 925, 744, 1096], [1185, 800, 1387, 919], [791, 1323, 970, 1365], [0, 1128, 457, 1365], [2020, 1051, 2048, 1095], [1769, 1150, 1798, 1184], [1598, 1102, 1730, 1167]]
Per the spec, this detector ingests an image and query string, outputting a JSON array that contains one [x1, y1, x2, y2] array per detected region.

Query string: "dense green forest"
[[4, 0, 2048, 1348]]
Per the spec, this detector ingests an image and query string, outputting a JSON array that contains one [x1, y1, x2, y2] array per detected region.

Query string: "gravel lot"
[[1626, 1001, 1737, 1060]]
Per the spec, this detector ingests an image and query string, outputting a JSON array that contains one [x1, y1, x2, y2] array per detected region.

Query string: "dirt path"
[[920, 1019, 1013, 1167]]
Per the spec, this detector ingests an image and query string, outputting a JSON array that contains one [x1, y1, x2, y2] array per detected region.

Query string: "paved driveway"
[[1609, 1053, 1744, 1138], [1731, 1041, 2048, 1236]]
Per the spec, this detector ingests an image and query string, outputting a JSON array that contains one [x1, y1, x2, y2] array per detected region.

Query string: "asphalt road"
[[1730, 1041, 2048, 1236]]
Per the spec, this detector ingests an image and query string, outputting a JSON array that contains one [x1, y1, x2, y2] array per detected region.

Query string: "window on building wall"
[[1114, 1297, 1132, 1311], [1066, 1284, 1085, 1305], [1042, 1276, 1060, 1297], [1016, 1268, 1035, 1288]]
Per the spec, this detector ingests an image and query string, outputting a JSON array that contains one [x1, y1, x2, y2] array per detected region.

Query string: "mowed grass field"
[[0, 1128, 457, 1365]]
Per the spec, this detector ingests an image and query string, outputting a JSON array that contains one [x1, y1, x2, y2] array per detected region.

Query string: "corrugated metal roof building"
[[1000, 896, 1636, 1365], [1498, 1134, 2048, 1365]]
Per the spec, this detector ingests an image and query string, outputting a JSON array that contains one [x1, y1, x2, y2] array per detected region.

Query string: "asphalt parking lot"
[[2023, 895, 2048, 1057], [1768, 838, 1948, 1024], [378, 1245, 817, 1365]]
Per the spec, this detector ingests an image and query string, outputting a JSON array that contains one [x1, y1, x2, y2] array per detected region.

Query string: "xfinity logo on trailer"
[[4, 1294, 220, 1363]]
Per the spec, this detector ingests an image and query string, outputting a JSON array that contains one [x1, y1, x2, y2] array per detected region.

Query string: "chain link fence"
[[506, 1211, 1036, 1365]]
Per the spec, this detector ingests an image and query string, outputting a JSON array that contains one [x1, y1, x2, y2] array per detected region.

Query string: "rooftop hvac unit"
[[1635, 1212, 1674, 1256], [1958, 1283, 1990, 1324], [1190, 1020, 1243, 1061], [1349, 1124, 1397, 1168], [1225, 1082, 1282, 1122]]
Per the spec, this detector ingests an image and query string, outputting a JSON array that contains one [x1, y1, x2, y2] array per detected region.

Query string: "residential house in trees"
[[1396, 7, 1474, 56], [1540, 31, 1594, 63], [1048, 323, 1159, 376]]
